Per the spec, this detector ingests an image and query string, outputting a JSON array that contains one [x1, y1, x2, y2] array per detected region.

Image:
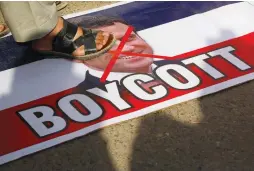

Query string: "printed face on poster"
[[0, 1, 254, 165]]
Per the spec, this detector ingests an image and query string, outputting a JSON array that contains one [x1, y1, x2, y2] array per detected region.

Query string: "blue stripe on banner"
[[73, 1, 239, 31], [0, 1, 238, 71]]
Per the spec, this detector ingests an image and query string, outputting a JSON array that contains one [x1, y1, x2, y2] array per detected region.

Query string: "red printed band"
[[1, 32, 254, 164]]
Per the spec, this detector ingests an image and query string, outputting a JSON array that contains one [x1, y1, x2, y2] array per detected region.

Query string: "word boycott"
[[17, 46, 252, 137]]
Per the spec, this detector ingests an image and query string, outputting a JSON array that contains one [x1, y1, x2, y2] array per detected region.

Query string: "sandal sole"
[[35, 35, 117, 61]]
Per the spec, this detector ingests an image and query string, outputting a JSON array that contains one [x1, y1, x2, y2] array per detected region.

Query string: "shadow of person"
[[130, 109, 203, 171], [130, 29, 254, 171], [1, 131, 117, 171], [0, 29, 116, 171]]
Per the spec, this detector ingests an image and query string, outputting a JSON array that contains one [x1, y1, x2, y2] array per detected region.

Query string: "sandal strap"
[[74, 28, 98, 55], [52, 19, 98, 55], [52, 19, 78, 54]]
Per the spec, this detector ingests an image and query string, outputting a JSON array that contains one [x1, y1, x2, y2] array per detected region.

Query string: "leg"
[[0, 1, 115, 60], [0, 1, 58, 42]]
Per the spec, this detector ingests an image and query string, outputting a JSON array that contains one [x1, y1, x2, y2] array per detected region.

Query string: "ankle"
[[47, 17, 64, 38], [40, 17, 64, 42], [32, 17, 64, 50]]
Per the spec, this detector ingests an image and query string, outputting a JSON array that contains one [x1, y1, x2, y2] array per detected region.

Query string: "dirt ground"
[[1, 2, 254, 171]]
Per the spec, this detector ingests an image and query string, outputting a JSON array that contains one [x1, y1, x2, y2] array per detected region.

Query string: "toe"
[[102, 32, 110, 46], [95, 39, 103, 50], [95, 31, 110, 50]]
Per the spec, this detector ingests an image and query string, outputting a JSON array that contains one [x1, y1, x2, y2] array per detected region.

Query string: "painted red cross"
[[100, 26, 180, 82], [100, 26, 134, 82]]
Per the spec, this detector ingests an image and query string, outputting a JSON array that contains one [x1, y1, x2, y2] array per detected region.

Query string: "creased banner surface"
[[0, 1, 253, 165]]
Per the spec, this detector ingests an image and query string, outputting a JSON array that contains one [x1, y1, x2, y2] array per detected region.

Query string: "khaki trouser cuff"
[[0, 1, 58, 42]]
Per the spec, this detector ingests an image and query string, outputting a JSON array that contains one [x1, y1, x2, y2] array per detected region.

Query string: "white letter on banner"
[[58, 94, 103, 122], [182, 54, 225, 79], [155, 64, 200, 89], [18, 106, 66, 137], [122, 74, 168, 101], [208, 46, 251, 70], [87, 82, 131, 110]]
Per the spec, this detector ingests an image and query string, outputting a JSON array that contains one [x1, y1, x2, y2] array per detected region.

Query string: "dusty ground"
[[1, 1, 254, 171]]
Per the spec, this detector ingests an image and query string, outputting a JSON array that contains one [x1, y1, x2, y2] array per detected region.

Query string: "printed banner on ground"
[[0, 1, 254, 165]]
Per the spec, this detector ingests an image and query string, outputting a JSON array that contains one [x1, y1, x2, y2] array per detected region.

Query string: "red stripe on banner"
[[1, 32, 254, 164]]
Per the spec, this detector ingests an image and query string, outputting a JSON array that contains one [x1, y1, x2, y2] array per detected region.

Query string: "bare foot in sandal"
[[0, 24, 5, 33], [32, 17, 115, 60], [0, 24, 10, 38]]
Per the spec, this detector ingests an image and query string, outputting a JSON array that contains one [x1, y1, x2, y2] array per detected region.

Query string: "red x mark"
[[100, 26, 134, 82], [100, 25, 178, 82]]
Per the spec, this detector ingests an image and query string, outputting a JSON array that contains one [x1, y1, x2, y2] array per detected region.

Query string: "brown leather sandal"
[[35, 18, 116, 61]]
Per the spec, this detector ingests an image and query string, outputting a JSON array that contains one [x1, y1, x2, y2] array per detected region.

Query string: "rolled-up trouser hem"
[[0, 1, 58, 42], [21, 13, 59, 42]]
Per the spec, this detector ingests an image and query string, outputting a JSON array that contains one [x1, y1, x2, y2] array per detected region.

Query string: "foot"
[[32, 17, 110, 58], [0, 24, 5, 33], [0, 24, 10, 37]]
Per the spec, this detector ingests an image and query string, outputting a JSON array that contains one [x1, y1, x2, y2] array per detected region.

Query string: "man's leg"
[[0, 1, 112, 59], [0, 1, 58, 42]]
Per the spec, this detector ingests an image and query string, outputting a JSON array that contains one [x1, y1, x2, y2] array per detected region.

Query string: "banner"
[[1, 1, 254, 165]]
